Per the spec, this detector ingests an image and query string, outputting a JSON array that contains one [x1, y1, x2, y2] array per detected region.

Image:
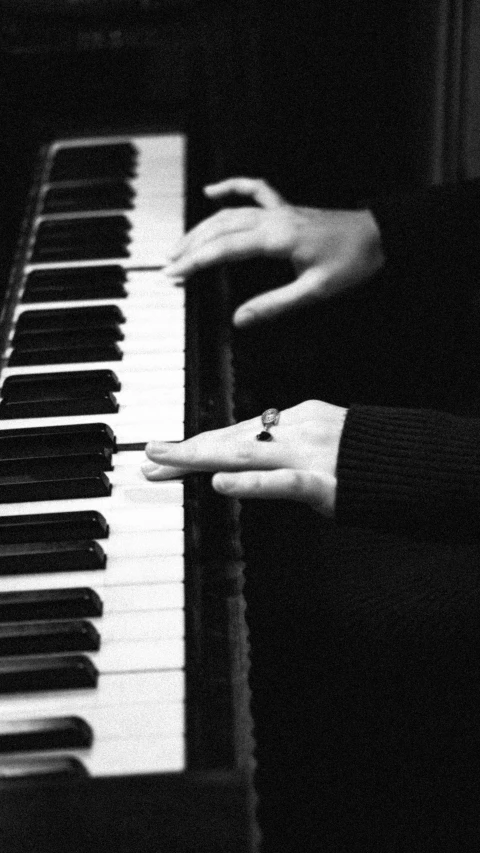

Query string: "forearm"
[[336, 405, 480, 537]]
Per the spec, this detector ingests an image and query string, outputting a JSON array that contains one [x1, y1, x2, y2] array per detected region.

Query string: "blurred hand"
[[164, 177, 385, 327], [142, 400, 347, 517]]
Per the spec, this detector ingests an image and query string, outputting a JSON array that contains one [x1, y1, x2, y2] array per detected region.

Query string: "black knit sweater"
[[336, 179, 480, 537]]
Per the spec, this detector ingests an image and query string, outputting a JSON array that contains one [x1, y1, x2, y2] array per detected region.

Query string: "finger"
[[212, 468, 334, 514], [141, 461, 189, 481], [233, 268, 327, 327], [166, 207, 259, 266], [145, 430, 287, 472], [204, 178, 285, 209], [162, 228, 276, 279]]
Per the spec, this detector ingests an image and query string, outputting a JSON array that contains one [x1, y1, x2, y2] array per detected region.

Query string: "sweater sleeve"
[[335, 405, 480, 538], [367, 178, 480, 274]]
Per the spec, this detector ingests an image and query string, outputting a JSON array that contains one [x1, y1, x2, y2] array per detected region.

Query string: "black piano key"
[[0, 447, 113, 471], [50, 142, 136, 181], [42, 182, 134, 213], [0, 511, 109, 544], [0, 423, 117, 455], [0, 756, 89, 782], [0, 541, 106, 575], [0, 393, 119, 419], [34, 238, 129, 256], [0, 452, 113, 477], [0, 588, 103, 622], [31, 243, 130, 263], [33, 220, 131, 253], [0, 620, 100, 657], [13, 326, 124, 348], [0, 472, 112, 503], [16, 305, 125, 332], [32, 246, 130, 263], [0, 654, 98, 693], [1, 370, 121, 400], [8, 343, 123, 365], [36, 215, 131, 236], [21, 266, 128, 302], [0, 715, 93, 752]]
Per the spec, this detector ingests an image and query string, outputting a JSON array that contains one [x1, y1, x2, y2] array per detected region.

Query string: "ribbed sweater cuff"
[[336, 405, 480, 535]]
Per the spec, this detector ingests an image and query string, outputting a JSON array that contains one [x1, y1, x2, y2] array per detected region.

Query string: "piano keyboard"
[[0, 132, 188, 779]]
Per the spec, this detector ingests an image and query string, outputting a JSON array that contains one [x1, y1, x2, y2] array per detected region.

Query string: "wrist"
[[358, 208, 385, 277]]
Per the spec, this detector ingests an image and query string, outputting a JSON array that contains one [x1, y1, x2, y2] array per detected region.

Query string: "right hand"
[[164, 177, 386, 327]]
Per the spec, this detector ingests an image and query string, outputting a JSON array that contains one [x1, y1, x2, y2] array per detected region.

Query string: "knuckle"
[[199, 242, 222, 265], [248, 472, 265, 494], [261, 214, 292, 251], [179, 443, 199, 465], [234, 442, 257, 466], [298, 399, 322, 417], [213, 208, 232, 226], [253, 177, 268, 190]]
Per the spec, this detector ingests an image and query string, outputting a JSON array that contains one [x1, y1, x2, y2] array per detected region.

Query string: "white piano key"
[[109, 461, 182, 487], [102, 529, 184, 557], [12, 298, 185, 321], [101, 503, 184, 532], [3, 736, 185, 775], [0, 407, 184, 443], [106, 336, 184, 355], [27, 241, 176, 271], [3, 583, 185, 616], [23, 258, 166, 274], [0, 555, 184, 594], [5, 335, 184, 359], [87, 609, 184, 641], [0, 669, 185, 715], [18, 287, 185, 310], [5, 583, 185, 615], [0, 701, 184, 740], [38, 195, 184, 223], [0, 477, 184, 519], [0, 370, 185, 394], [20, 270, 185, 300], [0, 530, 184, 566], [1, 350, 185, 378], [49, 132, 185, 157], [81, 637, 184, 671], [113, 386, 185, 405], [101, 583, 184, 613]]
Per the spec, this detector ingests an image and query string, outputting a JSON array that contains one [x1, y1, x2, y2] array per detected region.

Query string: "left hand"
[[142, 400, 347, 516]]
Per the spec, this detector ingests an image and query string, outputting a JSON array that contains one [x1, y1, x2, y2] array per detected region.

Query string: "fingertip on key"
[[233, 307, 255, 328], [212, 473, 235, 494], [141, 461, 160, 477]]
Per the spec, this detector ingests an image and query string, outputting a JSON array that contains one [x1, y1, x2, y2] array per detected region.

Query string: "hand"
[[164, 177, 385, 328], [142, 400, 347, 517]]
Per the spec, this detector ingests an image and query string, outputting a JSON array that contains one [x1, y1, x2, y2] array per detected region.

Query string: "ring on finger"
[[256, 408, 280, 442]]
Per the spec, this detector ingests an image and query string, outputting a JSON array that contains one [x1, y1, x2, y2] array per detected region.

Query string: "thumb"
[[213, 469, 336, 516], [232, 268, 328, 327], [204, 178, 285, 210]]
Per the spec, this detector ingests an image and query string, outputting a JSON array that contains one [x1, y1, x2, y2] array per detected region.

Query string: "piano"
[[0, 129, 256, 851]]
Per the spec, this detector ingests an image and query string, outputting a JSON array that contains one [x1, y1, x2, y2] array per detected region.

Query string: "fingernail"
[[141, 461, 160, 476], [212, 474, 235, 494]]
